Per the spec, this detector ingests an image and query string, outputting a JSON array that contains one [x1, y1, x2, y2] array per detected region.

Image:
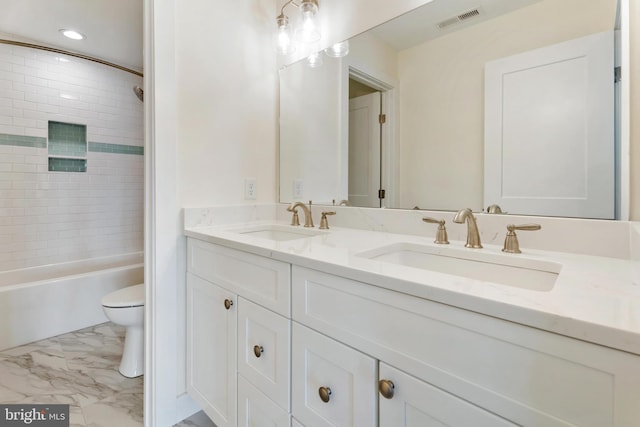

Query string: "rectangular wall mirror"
[[278, 0, 623, 219]]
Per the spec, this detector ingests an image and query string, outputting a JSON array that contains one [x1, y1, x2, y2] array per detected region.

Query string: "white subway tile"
[[0, 70, 25, 83], [13, 117, 36, 128], [0, 124, 24, 135], [0, 43, 144, 269]]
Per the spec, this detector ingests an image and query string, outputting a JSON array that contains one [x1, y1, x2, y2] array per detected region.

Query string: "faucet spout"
[[453, 208, 482, 248], [287, 201, 314, 227]]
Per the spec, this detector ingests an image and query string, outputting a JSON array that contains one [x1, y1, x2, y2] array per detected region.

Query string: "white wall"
[[176, 2, 278, 208], [147, 0, 452, 426], [0, 42, 144, 271]]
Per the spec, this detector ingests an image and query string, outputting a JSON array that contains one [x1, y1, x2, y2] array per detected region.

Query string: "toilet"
[[101, 284, 145, 378]]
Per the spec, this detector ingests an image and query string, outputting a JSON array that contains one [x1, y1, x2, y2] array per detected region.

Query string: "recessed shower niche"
[[47, 120, 87, 172]]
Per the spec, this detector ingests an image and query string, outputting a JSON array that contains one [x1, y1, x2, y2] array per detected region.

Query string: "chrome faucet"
[[453, 208, 482, 248], [287, 200, 314, 227]]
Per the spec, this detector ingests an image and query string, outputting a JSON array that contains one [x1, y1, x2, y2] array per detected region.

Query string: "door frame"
[[348, 67, 398, 208]]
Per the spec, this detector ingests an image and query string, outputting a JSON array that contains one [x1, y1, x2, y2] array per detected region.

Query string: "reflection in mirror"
[[279, 0, 621, 218]]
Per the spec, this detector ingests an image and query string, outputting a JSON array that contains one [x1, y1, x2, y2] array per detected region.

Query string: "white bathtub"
[[0, 252, 144, 351]]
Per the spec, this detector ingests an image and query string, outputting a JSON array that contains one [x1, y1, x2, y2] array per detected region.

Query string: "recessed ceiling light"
[[59, 29, 85, 40]]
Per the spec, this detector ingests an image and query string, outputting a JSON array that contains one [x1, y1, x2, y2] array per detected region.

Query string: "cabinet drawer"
[[238, 375, 291, 427], [292, 323, 377, 427], [379, 363, 515, 426], [292, 266, 640, 427], [238, 298, 291, 411], [187, 238, 291, 316]]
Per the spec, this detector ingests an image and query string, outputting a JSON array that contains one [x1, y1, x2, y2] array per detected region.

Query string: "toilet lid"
[[102, 284, 145, 308]]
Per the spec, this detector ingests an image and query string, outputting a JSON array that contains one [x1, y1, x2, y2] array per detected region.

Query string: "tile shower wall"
[[0, 42, 143, 271]]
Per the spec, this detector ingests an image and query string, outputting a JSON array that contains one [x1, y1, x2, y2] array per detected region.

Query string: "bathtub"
[[0, 252, 144, 351]]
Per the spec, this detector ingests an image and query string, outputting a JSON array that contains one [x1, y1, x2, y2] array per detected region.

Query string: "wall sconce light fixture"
[[276, 0, 321, 55], [324, 40, 349, 58]]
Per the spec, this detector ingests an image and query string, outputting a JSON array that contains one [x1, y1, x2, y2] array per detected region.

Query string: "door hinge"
[[379, 114, 386, 124], [378, 189, 386, 199], [615, 66, 621, 83]]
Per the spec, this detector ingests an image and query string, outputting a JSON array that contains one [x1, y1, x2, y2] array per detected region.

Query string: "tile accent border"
[[0, 133, 46, 149], [89, 142, 144, 156], [0, 133, 143, 155]]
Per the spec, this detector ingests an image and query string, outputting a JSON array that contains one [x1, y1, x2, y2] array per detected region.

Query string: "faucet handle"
[[502, 223, 541, 253], [422, 217, 449, 245], [290, 209, 300, 226], [319, 211, 336, 230], [486, 204, 505, 214]]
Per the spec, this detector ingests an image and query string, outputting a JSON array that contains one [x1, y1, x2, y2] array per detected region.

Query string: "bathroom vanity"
[[183, 206, 640, 427]]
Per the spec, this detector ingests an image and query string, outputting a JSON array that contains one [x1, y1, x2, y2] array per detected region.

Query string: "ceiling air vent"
[[437, 8, 481, 29]]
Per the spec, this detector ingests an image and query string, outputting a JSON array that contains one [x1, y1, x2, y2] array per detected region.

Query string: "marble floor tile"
[[173, 411, 216, 427], [0, 322, 143, 427]]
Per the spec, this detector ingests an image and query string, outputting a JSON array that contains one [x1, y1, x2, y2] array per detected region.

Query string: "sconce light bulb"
[[276, 14, 295, 55], [307, 51, 323, 68], [296, 0, 321, 43]]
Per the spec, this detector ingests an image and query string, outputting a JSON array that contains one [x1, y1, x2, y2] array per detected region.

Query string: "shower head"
[[133, 85, 144, 102]]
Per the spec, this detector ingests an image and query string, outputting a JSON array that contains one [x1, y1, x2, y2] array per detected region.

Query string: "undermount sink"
[[357, 242, 560, 291], [229, 224, 326, 242]]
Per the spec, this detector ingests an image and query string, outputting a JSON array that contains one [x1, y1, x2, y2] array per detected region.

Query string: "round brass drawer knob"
[[318, 386, 332, 403], [224, 299, 233, 310], [253, 345, 264, 358], [379, 379, 395, 399]]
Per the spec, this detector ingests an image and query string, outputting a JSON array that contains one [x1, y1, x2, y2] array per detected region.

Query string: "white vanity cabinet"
[[186, 236, 640, 427], [186, 239, 292, 427], [292, 266, 640, 427]]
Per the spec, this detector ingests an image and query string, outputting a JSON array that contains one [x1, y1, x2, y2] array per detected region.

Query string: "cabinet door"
[[292, 323, 376, 427], [238, 375, 291, 427], [379, 363, 516, 427], [238, 297, 291, 411], [186, 273, 237, 427]]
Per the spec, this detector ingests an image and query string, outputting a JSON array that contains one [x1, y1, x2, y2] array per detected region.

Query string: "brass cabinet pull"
[[223, 299, 233, 310], [253, 345, 264, 358], [318, 386, 332, 403], [379, 379, 395, 399]]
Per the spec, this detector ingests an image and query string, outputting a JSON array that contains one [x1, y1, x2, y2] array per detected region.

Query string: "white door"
[[291, 323, 377, 427], [349, 92, 381, 208], [186, 273, 237, 427], [379, 363, 516, 427], [237, 375, 291, 427], [484, 31, 614, 218]]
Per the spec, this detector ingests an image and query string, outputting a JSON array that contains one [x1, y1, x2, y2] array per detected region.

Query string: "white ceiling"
[[370, 0, 541, 50], [0, 0, 143, 72], [0, 0, 540, 74]]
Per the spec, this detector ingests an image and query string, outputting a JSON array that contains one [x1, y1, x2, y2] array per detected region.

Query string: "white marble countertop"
[[184, 220, 640, 355]]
